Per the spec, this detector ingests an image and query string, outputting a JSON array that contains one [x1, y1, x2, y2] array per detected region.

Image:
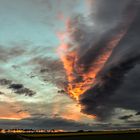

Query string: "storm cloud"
[[78, 0, 140, 120]]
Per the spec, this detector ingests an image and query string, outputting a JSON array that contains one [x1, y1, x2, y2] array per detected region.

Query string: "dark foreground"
[[1, 131, 140, 140], [0, 134, 23, 140]]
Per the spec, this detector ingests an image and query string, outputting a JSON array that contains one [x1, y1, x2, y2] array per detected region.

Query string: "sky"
[[0, 0, 140, 131]]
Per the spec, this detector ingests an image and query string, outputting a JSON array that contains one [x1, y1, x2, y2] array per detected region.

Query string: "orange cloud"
[[0, 112, 30, 120], [0, 102, 30, 120], [61, 103, 96, 121]]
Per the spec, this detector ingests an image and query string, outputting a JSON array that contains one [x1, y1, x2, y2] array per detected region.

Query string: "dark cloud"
[[0, 91, 5, 95], [9, 84, 36, 97], [14, 88, 36, 97], [105, 122, 140, 129], [136, 112, 140, 116], [77, 27, 123, 72], [56, 0, 139, 109], [108, 65, 140, 111], [60, 0, 139, 91], [16, 109, 28, 114], [71, 0, 140, 120], [128, 122, 140, 128], [91, 0, 133, 26], [0, 79, 36, 97], [9, 84, 23, 89], [0, 116, 139, 130], [57, 89, 66, 94], [119, 115, 133, 120], [0, 117, 94, 130], [80, 56, 140, 120], [70, 0, 136, 66]]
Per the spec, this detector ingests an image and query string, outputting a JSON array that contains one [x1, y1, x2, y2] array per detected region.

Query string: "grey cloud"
[[16, 109, 28, 114], [0, 91, 5, 95], [29, 56, 66, 88], [80, 56, 140, 120], [9, 84, 36, 97], [136, 112, 140, 116], [66, 0, 140, 120], [9, 84, 23, 89], [57, 89, 66, 94], [0, 117, 94, 130], [70, 0, 135, 61], [0, 46, 25, 62], [0, 79, 36, 97], [0, 79, 12, 86], [119, 115, 133, 120], [91, 0, 133, 27], [0, 116, 139, 130]]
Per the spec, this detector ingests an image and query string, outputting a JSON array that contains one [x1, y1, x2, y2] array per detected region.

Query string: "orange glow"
[[57, 17, 128, 101], [62, 112, 81, 121], [61, 104, 96, 121], [50, 129, 64, 133], [62, 111, 96, 121], [0, 111, 30, 120], [61, 104, 82, 121], [0, 102, 30, 120]]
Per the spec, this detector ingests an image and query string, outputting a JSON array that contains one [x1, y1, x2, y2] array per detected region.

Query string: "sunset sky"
[[0, 0, 140, 131]]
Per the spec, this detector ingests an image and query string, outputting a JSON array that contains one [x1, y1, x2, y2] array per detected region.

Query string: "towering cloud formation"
[[80, 0, 140, 120], [58, 0, 140, 119]]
